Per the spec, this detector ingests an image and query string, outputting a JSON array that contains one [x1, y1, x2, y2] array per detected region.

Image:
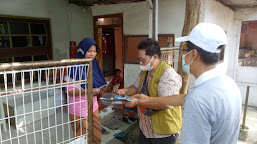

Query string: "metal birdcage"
[[0, 59, 94, 144]]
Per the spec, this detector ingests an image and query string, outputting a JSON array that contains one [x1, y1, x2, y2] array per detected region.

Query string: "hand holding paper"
[[99, 95, 132, 102], [122, 97, 138, 108]]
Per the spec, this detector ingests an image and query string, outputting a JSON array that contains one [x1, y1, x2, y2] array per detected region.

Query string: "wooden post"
[[242, 86, 250, 129], [87, 60, 93, 144], [178, 0, 203, 94]]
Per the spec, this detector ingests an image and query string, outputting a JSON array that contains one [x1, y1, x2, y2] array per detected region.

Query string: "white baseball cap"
[[175, 23, 227, 53]]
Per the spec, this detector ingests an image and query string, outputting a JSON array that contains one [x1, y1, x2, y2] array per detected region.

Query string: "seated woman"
[[105, 69, 124, 92], [65, 37, 107, 143]]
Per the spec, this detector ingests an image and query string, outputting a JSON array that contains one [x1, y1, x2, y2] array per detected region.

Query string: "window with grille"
[[0, 16, 52, 63]]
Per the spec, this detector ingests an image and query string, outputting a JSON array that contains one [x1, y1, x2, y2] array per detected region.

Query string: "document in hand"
[[99, 95, 132, 102]]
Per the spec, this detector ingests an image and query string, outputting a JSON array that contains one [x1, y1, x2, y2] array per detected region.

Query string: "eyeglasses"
[[137, 56, 152, 64], [137, 58, 145, 63]]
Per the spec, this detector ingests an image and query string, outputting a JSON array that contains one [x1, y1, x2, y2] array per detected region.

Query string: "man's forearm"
[[138, 94, 186, 109], [138, 98, 169, 110], [157, 94, 186, 106]]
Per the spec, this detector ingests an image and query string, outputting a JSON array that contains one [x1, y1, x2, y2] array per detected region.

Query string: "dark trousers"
[[139, 129, 178, 144]]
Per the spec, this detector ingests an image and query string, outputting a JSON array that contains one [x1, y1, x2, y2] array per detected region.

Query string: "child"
[[105, 69, 124, 92]]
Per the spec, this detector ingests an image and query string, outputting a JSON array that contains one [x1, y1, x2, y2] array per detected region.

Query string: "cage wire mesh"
[[0, 63, 91, 144]]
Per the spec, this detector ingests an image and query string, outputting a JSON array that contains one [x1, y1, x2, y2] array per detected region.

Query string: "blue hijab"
[[69, 38, 107, 89]]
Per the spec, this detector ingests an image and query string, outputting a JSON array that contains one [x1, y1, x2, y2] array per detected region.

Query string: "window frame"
[[0, 15, 52, 61]]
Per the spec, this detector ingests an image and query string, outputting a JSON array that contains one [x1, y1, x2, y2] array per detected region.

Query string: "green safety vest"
[[138, 60, 182, 134]]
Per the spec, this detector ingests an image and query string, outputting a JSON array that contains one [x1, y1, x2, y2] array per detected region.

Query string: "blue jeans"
[[139, 129, 178, 144]]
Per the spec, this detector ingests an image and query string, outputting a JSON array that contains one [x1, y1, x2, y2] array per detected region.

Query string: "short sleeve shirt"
[[180, 69, 242, 144], [134, 67, 182, 138]]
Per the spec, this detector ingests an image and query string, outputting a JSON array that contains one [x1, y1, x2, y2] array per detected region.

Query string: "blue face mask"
[[182, 50, 193, 74]]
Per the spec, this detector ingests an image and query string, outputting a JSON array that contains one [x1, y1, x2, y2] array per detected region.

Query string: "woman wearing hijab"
[[65, 38, 107, 143]]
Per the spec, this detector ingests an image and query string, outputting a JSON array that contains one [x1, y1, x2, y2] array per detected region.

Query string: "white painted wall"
[[238, 84, 257, 107], [92, 0, 186, 87], [231, 8, 257, 107], [124, 64, 141, 88], [237, 66, 257, 84], [183, 0, 236, 91], [201, 0, 235, 74], [0, 0, 48, 17], [200, 0, 257, 107], [46, 0, 70, 60], [92, 0, 185, 43], [0, 0, 93, 60], [46, 0, 93, 60], [68, 5, 94, 46], [227, 19, 241, 80]]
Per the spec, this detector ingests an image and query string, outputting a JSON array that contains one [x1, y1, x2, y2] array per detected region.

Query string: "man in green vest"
[[130, 23, 242, 144], [116, 38, 182, 144]]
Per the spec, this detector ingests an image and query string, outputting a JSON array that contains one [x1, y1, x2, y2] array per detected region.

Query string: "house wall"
[[92, 1, 257, 107], [185, 0, 236, 91], [232, 8, 257, 107], [92, 0, 186, 87], [201, 0, 234, 74], [0, 0, 93, 60], [201, 0, 257, 107]]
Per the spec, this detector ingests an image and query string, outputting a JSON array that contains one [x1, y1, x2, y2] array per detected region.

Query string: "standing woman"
[[65, 38, 107, 144]]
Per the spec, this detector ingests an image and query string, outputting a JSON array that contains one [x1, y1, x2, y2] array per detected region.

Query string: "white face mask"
[[140, 56, 154, 71]]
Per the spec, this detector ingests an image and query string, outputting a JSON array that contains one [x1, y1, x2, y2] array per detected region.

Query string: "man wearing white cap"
[[128, 23, 242, 144]]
